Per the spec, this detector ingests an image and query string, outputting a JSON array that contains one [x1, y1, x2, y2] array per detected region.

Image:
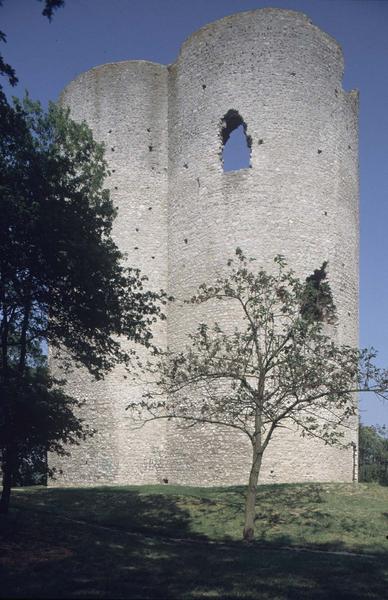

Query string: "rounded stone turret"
[[51, 61, 169, 485], [50, 8, 358, 486], [165, 9, 358, 485]]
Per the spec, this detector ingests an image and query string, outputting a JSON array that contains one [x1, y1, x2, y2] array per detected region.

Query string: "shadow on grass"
[[2, 484, 388, 598], [11, 486, 206, 540], [9, 483, 388, 550], [1, 504, 388, 600], [189, 483, 334, 542], [194, 483, 388, 552]]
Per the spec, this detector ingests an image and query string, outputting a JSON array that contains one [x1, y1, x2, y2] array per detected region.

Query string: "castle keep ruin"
[[50, 9, 359, 486]]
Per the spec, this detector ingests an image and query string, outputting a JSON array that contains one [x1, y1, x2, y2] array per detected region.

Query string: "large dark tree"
[[0, 95, 164, 513]]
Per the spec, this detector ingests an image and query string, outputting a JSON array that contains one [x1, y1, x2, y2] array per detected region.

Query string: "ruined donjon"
[[51, 9, 359, 486]]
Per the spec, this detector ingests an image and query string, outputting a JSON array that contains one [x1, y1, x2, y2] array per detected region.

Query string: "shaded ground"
[[1, 483, 387, 599]]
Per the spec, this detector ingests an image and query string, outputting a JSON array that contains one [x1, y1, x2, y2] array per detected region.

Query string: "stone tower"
[[50, 8, 359, 486]]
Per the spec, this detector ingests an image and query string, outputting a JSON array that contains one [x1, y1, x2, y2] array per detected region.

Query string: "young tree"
[[128, 250, 388, 541], [0, 95, 164, 513]]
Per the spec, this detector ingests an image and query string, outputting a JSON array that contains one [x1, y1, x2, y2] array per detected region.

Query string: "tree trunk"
[[0, 447, 16, 515], [243, 448, 262, 541], [18, 297, 31, 375]]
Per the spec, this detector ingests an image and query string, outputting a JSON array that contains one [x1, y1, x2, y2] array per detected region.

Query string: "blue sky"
[[2, 0, 388, 425]]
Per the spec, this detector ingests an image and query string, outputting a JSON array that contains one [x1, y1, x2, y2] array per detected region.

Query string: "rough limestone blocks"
[[49, 8, 359, 487]]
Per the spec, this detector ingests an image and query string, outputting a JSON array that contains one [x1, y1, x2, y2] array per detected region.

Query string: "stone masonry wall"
[[49, 61, 169, 485], [49, 8, 359, 487]]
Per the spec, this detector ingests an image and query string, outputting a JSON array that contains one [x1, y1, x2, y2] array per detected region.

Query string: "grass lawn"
[[1, 482, 387, 599]]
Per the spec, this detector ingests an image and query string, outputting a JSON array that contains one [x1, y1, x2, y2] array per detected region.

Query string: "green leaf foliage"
[[0, 94, 164, 378], [134, 250, 386, 448], [359, 423, 388, 484]]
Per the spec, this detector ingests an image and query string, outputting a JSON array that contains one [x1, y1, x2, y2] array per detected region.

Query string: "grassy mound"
[[1, 482, 387, 599]]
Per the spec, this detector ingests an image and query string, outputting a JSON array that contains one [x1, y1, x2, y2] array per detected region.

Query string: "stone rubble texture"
[[49, 8, 359, 487]]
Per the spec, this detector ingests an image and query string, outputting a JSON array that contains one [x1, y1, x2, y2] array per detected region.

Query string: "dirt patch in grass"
[[0, 539, 73, 568]]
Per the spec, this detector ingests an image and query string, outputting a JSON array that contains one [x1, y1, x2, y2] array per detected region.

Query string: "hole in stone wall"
[[220, 109, 252, 172]]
